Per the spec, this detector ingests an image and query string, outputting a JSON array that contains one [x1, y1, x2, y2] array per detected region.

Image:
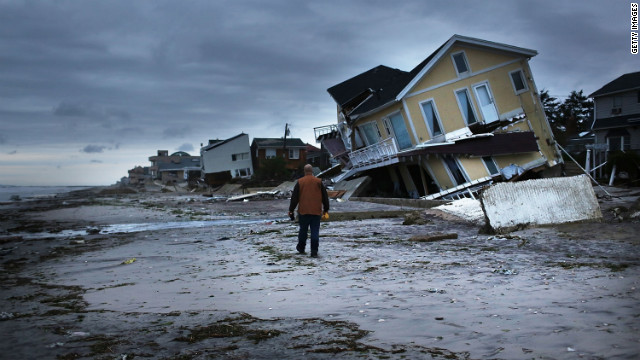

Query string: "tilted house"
[[316, 34, 562, 199], [148, 150, 201, 185], [200, 133, 253, 186], [251, 137, 307, 172], [588, 71, 640, 178]]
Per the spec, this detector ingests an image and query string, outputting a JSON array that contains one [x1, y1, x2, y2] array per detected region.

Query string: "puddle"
[[10, 218, 285, 239]]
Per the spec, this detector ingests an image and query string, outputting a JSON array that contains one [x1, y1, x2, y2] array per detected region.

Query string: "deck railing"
[[350, 137, 399, 169], [314, 124, 339, 141]]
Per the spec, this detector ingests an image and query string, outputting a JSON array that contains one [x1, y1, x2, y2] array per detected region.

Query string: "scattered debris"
[[426, 288, 447, 294], [402, 211, 430, 225], [121, 258, 136, 265], [493, 267, 519, 275], [86, 227, 101, 235], [409, 233, 458, 242], [0, 312, 15, 320]]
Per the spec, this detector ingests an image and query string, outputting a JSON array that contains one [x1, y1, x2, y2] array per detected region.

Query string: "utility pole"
[[283, 123, 290, 155]]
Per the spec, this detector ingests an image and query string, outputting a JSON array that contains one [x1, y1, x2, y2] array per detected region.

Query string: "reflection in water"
[[15, 218, 283, 239]]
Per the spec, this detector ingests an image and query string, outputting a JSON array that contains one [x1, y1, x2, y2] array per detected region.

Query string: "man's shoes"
[[310, 253, 318, 258], [296, 245, 306, 254]]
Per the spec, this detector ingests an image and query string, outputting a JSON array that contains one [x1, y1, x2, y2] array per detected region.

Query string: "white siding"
[[201, 134, 253, 177], [595, 90, 640, 118]]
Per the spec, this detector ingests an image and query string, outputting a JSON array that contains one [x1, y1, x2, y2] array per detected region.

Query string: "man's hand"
[[288, 211, 295, 221]]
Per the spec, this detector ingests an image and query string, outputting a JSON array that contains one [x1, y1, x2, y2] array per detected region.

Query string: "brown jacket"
[[289, 174, 329, 216]]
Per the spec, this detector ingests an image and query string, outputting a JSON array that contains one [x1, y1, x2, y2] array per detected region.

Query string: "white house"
[[200, 133, 253, 185]]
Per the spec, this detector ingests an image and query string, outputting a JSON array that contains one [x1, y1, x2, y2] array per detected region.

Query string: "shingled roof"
[[589, 71, 640, 98], [252, 138, 306, 148]]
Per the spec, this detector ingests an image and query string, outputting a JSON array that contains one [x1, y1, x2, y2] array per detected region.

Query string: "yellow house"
[[316, 34, 562, 199]]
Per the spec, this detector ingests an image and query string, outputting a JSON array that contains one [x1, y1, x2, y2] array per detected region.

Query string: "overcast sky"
[[0, 0, 636, 186]]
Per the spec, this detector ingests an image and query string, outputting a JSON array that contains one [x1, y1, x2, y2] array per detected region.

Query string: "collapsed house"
[[200, 133, 254, 186], [316, 34, 563, 200]]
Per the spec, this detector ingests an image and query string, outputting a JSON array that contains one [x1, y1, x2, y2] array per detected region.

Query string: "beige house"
[[317, 34, 562, 199]]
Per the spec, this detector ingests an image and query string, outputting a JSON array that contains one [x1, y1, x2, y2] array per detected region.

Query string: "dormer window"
[[451, 51, 470, 76]]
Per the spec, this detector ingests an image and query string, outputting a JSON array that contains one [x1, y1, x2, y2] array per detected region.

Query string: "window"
[[289, 148, 299, 159], [232, 152, 249, 161], [385, 112, 413, 150], [443, 155, 467, 186], [234, 168, 252, 177], [420, 100, 443, 137], [451, 52, 470, 75], [455, 89, 477, 125], [359, 122, 381, 146], [612, 96, 622, 115], [265, 148, 276, 159], [509, 70, 528, 94], [482, 156, 500, 175]]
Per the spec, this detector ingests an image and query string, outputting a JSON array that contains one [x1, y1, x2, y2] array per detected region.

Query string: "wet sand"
[[1, 187, 639, 359]]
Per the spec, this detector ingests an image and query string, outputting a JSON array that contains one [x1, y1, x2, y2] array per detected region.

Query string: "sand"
[[1, 187, 639, 359]]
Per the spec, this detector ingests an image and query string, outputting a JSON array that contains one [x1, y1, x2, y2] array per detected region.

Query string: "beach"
[[1, 186, 639, 359]]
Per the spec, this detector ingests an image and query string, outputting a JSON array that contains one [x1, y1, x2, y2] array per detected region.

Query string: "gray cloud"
[[163, 126, 192, 139], [177, 143, 194, 152], [81, 145, 107, 153], [8, 150, 17, 155], [90, 159, 103, 163]]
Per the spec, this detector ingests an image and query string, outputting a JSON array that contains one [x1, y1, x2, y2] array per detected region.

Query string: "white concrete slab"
[[481, 175, 602, 233]]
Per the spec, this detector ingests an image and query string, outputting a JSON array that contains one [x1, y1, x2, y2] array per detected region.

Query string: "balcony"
[[350, 137, 399, 169], [314, 124, 339, 142]]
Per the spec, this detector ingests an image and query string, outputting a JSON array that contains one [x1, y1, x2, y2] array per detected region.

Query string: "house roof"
[[589, 71, 640, 98], [592, 113, 640, 130], [157, 157, 201, 171], [252, 138, 306, 148], [327, 34, 537, 120], [201, 133, 247, 152]]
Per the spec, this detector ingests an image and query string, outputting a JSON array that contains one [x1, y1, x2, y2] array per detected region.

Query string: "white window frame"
[[419, 99, 445, 138], [265, 148, 276, 159], [288, 148, 300, 159], [451, 51, 471, 77], [509, 69, 529, 95], [481, 156, 500, 175], [472, 81, 500, 123], [382, 111, 413, 150], [454, 87, 479, 125], [441, 155, 469, 187], [358, 121, 382, 146]]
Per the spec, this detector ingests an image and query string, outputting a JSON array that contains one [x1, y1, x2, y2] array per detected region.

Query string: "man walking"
[[289, 164, 329, 257]]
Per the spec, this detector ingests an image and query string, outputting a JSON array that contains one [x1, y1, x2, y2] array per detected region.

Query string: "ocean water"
[[0, 185, 92, 202]]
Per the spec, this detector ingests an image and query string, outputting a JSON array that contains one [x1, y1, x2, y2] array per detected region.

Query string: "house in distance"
[[200, 133, 253, 186]]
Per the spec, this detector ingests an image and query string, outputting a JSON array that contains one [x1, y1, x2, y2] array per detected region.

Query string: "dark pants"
[[297, 214, 321, 254]]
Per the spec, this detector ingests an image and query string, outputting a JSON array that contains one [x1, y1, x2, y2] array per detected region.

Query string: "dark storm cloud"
[[0, 0, 633, 184], [81, 145, 107, 153], [163, 126, 192, 139]]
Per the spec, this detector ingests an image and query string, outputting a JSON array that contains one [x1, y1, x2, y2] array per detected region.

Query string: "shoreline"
[[1, 187, 639, 359]]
